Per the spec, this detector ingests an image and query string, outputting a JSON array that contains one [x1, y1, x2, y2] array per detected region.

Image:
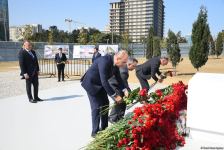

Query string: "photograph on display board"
[[44, 45, 69, 59], [73, 45, 95, 58], [98, 45, 118, 56]]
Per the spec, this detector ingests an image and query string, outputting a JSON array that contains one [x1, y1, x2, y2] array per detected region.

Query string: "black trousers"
[[135, 70, 150, 91], [87, 89, 109, 136], [57, 64, 65, 81], [26, 74, 39, 100], [109, 101, 126, 122], [109, 88, 126, 122]]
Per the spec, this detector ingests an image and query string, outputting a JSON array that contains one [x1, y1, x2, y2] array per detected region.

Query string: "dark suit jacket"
[[108, 66, 131, 92], [81, 54, 125, 96], [92, 52, 101, 63], [136, 56, 161, 81], [55, 53, 67, 64], [18, 49, 39, 77]]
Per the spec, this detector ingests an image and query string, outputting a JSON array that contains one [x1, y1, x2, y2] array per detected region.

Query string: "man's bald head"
[[114, 50, 129, 67]]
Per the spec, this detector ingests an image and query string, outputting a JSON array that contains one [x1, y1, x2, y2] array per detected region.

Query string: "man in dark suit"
[[135, 56, 168, 91], [92, 47, 101, 63], [108, 57, 138, 123], [18, 41, 43, 103], [81, 50, 129, 137], [55, 48, 67, 82]]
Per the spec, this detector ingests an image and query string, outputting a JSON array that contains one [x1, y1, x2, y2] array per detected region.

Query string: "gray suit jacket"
[[135, 56, 162, 81], [108, 66, 131, 93]]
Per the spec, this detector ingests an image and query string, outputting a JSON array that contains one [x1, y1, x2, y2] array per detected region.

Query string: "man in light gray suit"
[[108, 57, 138, 123]]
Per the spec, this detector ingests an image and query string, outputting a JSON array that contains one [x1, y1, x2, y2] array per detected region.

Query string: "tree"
[[113, 33, 122, 44], [215, 32, 224, 58], [71, 29, 80, 43], [19, 25, 33, 41], [167, 30, 175, 55], [88, 28, 101, 36], [153, 37, 161, 57], [160, 38, 167, 49], [121, 32, 131, 52], [48, 30, 53, 44], [146, 27, 154, 59], [176, 31, 187, 43], [99, 33, 110, 43], [49, 26, 58, 42], [89, 33, 101, 44], [209, 35, 215, 56], [167, 30, 181, 69], [189, 6, 211, 71], [58, 31, 69, 43], [221, 31, 224, 42], [88, 28, 101, 44], [78, 28, 88, 44]]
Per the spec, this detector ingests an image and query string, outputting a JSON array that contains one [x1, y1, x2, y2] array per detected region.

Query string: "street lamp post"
[[111, 28, 114, 44], [106, 39, 109, 45]]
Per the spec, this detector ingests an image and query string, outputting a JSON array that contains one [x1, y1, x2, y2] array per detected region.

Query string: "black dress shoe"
[[108, 118, 115, 123], [35, 98, 44, 101], [91, 134, 96, 138], [29, 99, 37, 103]]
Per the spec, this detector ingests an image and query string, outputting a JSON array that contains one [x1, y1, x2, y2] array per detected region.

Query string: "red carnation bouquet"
[[87, 81, 188, 150]]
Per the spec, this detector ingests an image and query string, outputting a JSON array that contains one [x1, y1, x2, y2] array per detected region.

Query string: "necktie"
[[28, 51, 34, 58]]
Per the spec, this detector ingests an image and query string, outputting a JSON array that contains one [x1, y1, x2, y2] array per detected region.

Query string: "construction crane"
[[65, 18, 73, 33], [65, 18, 87, 33]]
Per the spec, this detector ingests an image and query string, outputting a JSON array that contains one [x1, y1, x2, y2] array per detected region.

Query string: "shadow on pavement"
[[44, 95, 83, 101]]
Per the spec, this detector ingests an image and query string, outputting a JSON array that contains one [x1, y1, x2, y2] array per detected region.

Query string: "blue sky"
[[9, 0, 224, 37]]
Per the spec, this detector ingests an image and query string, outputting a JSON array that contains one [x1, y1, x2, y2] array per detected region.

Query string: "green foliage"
[[153, 36, 161, 57], [78, 28, 89, 44], [71, 29, 80, 43], [49, 26, 60, 42], [215, 32, 224, 58], [48, 30, 53, 44], [99, 33, 112, 43], [113, 33, 122, 44], [167, 30, 181, 68], [146, 27, 154, 59], [209, 35, 216, 55], [85, 114, 133, 150], [121, 32, 130, 50], [176, 31, 187, 43], [28, 26, 122, 44], [19, 25, 33, 41], [123, 87, 140, 105], [89, 33, 101, 44], [189, 6, 211, 71], [120, 32, 133, 55], [160, 38, 167, 49], [86, 85, 176, 150], [88, 28, 101, 36]]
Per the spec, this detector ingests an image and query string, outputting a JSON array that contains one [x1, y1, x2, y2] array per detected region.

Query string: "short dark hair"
[[161, 56, 168, 61], [94, 47, 99, 51], [127, 57, 138, 64], [58, 48, 63, 50]]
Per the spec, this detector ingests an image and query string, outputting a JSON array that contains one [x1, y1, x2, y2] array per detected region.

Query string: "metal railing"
[[38, 58, 91, 77]]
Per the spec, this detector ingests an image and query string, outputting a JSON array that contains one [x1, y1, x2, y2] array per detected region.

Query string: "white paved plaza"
[[0, 81, 165, 150], [0, 81, 92, 150], [1, 79, 223, 150]]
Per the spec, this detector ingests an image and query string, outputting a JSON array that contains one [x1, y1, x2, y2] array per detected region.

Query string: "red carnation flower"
[[139, 88, 147, 96]]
